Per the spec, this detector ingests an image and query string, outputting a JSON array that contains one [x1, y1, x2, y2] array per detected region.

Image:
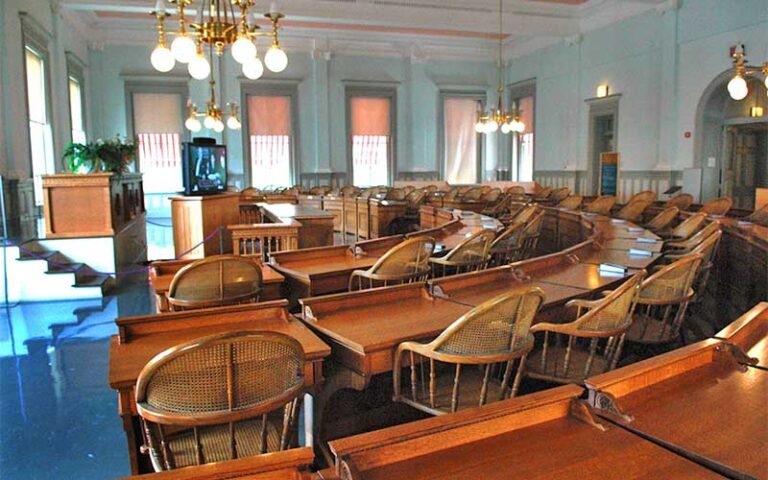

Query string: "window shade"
[[133, 93, 182, 134], [443, 97, 479, 184], [351, 97, 390, 136], [247, 96, 290, 135], [25, 49, 46, 124], [519, 96, 534, 135]]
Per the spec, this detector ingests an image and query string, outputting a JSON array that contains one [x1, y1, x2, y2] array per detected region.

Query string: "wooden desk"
[[262, 203, 335, 249], [118, 448, 315, 480], [170, 193, 241, 259], [586, 302, 768, 480], [109, 301, 331, 475], [148, 258, 285, 313], [327, 385, 721, 480]]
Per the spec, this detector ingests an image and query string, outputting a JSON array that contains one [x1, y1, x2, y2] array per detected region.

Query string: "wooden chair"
[[340, 185, 358, 196], [481, 194, 512, 218], [349, 237, 435, 291], [624, 254, 703, 346], [402, 186, 416, 195], [405, 189, 427, 213], [583, 196, 616, 216], [430, 229, 496, 277], [504, 186, 526, 196], [424, 185, 439, 194], [549, 187, 571, 203], [392, 288, 545, 415], [520, 211, 545, 259], [663, 221, 719, 253], [643, 207, 679, 232], [308, 186, 331, 195], [699, 197, 733, 216], [462, 187, 485, 201], [664, 193, 693, 211], [385, 188, 407, 201], [658, 212, 707, 241], [482, 188, 503, 203], [524, 271, 645, 384], [167, 255, 263, 311], [444, 187, 462, 201], [615, 200, 653, 222], [557, 195, 583, 211], [488, 222, 526, 267], [745, 203, 768, 226], [135, 331, 305, 472], [627, 191, 657, 205], [533, 186, 553, 201], [665, 231, 722, 307], [512, 204, 539, 225]]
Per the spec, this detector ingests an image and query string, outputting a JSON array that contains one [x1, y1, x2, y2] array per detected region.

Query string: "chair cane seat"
[[525, 346, 610, 384], [625, 313, 679, 345], [165, 417, 283, 468]]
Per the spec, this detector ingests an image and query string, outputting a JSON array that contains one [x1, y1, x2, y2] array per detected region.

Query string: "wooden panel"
[[170, 193, 241, 259]]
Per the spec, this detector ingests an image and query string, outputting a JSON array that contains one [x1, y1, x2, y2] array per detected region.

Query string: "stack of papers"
[[599, 263, 628, 276], [636, 237, 658, 244], [611, 219, 626, 224], [629, 248, 653, 257], [738, 221, 753, 228], [627, 226, 645, 233]]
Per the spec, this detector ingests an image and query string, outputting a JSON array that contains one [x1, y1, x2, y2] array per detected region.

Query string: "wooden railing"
[[228, 222, 300, 261]]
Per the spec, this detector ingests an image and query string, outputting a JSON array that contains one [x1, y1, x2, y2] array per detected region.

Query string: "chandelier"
[[727, 44, 768, 101], [474, 0, 524, 135], [150, 0, 287, 79]]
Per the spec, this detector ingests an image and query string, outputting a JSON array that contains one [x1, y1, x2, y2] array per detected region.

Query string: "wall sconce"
[[751, 106, 764, 117], [596, 84, 610, 98]]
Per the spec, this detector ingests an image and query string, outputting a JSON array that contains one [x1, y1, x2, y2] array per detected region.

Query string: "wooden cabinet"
[[42, 173, 145, 238], [170, 193, 241, 259]]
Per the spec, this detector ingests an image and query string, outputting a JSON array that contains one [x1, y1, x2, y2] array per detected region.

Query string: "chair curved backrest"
[[645, 207, 679, 231], [425, 185, 439, 193], [664, 220, 719, 252], [349, 237, 435, 291], [745, 203, 768, 226], [615, 200, 653, 222], [167, 255, 263, 311], [482, 188, 503, 203], [402, 186, 416, 195], [444, 187, 461, 200], [700, 197, 733, 216], [430, 229, 496, 276], [584, 196, 616, 215], [627, 191, 657, 205], [665, 212, 707, 241], [558, 195, 583, 211], [627, 254, 703, 345], [135, 331, 305, 471], [520, 211, 545, 259], [385, 188, 407, 201], [505, 186, 526, 196], [340, 185, 358, 196], [550, 187, 571, 202], [462, 187, 484, 201], [309, 185, 331, 195], [533, 186, 553, 200], [665, 193, 694, 211], [405, 189, 427, 211], [393, 288, 545, 414], [489, 222, 527, 266], [512, 204, 539, 225]]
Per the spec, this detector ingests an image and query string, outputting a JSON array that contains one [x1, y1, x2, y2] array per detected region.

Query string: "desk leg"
[[312, 365, 368, 469]]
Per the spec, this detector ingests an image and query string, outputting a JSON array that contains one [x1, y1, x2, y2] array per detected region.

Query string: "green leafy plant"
[[61, 135, 138, 175], [62, 142, 101, 173]]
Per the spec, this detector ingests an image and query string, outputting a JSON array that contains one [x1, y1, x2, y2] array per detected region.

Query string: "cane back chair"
[[349, 237, 435, 291], [167, 255, 263, 311], [624, 254, 703, 345], [615, 200, 653, 222], [402, 185, 416, 195], [533, 186, 553, 201], [429, 229, 496, 277], [340, 185, 358, 196], [385, 188, 407, 201], [482, 188, 503, 203], [405, 189, 427, 214], [525, 271, 645, 384], [663, 221, 720, 253], [505, 186, 527, 202], [658, 212, 707, 241], [644, 207, 679, 232], [488, 222, 527, 267], [462, 187, 485, 201], [549, 187, 571, 203], [745, 203, 768, 226], [627, 191, 657, 205], [699, 196, 733, 216], [583, 196, 617, 216], [393, 288, 545, 415], [520, 211, 546, 260], [664, 231, 722, 309], [308, 186, 331, 195], [136, 331, 305, 472], [512, 204, 540, 225], [557, 195, 583, 211], [664, 193, 694, 211]]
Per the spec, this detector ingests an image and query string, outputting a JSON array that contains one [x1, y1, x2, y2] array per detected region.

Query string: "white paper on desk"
[[599, 263, 627, 274], [598, 270, 626, 277], [611, 219, 626, 224], [627, 227, 644, 232], [434, 244, 445, 254], [636, 237, 658, 243], [629, 248, 653, 257], [738, 221, 753, 228]]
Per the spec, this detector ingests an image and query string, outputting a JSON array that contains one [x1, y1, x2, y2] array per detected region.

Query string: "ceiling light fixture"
[[727, 44, 768, 101]]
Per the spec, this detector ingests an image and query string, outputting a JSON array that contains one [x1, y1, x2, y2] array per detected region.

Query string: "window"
[[68, 76, 86, 144], [25, 46, 55, 205], [511, 95, 534, 182], [442, 96, 482, 184], [349, 95, 393, 187], [246, 95, 292, 189], [132, 92, 184, 193]]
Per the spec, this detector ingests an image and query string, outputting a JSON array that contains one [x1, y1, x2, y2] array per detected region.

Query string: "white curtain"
[[444, 97, 479, 184], [133, 93, 184, 193], [248, 95, 292, 188]]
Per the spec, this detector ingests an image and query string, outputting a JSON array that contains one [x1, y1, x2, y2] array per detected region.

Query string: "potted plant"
[[61, 135, 138, 175], [62, 142, 101, 173]]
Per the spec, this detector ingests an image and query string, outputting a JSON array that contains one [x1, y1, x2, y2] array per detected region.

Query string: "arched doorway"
[[695, 71, 768, 209]]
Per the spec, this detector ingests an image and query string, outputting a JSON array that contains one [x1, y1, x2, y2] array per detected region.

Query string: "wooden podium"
[[169, 193, 240, 259]]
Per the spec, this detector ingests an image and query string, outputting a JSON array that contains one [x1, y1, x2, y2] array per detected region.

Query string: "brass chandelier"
[[727, 44, 768, 101], [475, 0, 524, 135]]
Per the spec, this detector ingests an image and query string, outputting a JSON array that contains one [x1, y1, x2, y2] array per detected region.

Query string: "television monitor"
[[182, 139, 227, 195]]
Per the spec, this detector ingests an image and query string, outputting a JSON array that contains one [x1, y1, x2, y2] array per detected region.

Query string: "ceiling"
[[59, 0, 675, 61]]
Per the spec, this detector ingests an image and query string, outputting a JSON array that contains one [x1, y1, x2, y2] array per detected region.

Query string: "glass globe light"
[[171, 35, 197, 63], [242, 57, 264, 80], [203, 115, 216, 130], [727, 74, 748, 101], [232, 36, 257, 65], [185, 117, 202, 132], [487, 120, 499, 133], [764, 75, 768, 90], [474, 121, 485, 133], [264, 46, 288, 73], [500, 122, 512, 134], [213, 119, 225, 132], [150, 45, 175, 72], [227, 116, 241, 130], [188, 53, 210, 80]]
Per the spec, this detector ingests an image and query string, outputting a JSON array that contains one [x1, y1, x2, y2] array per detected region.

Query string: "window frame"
[[66, 52, 88, 144], [240, 82, 300, 188], [345, 85, 397, 187], [438, 90, 486, 184], [507, 80, 536, 182]]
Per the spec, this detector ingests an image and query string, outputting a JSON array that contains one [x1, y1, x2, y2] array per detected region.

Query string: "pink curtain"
[[443, 97, 479, 184], [351, 98, 390, 136], [248, 96, 290, 135], [247, 95, 292, 188], [350, 97, 390, 186], [519, 96, 534, 134]]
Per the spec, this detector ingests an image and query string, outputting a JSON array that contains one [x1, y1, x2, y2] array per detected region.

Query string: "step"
[[46, 262, 85, 275], [18, 250, 58, 262]]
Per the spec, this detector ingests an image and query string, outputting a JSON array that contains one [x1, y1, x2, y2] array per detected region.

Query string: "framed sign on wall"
[[598, 152, 619, 197]]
